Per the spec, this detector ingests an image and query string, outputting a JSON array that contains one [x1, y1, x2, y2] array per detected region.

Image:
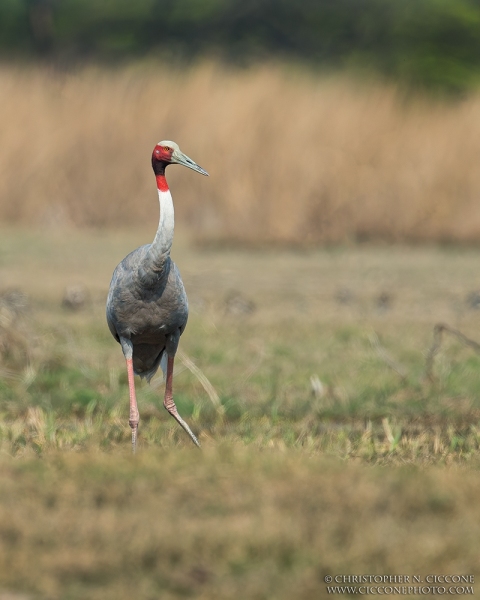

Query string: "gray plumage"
[[106, 244, 188, 382], [106, 140, 208, 450]]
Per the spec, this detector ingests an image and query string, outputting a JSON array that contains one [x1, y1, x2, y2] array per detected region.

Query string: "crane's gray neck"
[[145, 174, 174, 274]]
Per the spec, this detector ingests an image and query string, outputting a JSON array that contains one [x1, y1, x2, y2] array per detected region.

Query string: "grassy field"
[[3, 63, 480, 245], [1, 228, 480, 597]]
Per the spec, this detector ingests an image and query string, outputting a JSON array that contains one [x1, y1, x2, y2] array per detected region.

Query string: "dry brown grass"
[[0, 449, 479, 600], [2, 63, 480, 244]]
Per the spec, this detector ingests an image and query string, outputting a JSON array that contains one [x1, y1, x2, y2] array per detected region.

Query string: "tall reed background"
[[2, 62, 480, 245]]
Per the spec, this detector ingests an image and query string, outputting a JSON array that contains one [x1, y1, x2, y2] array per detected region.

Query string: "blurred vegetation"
[[2, 0, 480, 91]]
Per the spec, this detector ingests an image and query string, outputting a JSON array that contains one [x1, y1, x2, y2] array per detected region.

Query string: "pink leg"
[[126, 357, 139, 453], [164, 356, 200, 447]]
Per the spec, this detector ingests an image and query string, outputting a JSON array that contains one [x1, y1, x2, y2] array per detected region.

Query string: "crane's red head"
[[151, 140, 209, 178], [152, 143, 174, 166]]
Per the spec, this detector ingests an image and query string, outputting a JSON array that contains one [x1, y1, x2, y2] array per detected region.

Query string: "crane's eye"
[[163, 146, 171, 152]]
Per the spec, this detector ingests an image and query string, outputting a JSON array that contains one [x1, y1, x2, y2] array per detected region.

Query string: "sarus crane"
[[106, 141, 208, 451]]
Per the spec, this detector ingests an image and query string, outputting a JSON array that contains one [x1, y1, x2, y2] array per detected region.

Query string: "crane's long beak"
[[172, 150, 209, 176]]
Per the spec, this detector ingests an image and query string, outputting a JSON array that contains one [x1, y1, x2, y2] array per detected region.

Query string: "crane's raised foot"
[[164, 355, 201, 448], [164, 397, 200, 448], [171, 410, 201, 448]]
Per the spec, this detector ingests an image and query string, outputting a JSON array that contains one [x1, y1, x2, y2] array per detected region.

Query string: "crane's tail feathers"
[[135, 346, 166, 383], [139, 363, 162, 383]]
